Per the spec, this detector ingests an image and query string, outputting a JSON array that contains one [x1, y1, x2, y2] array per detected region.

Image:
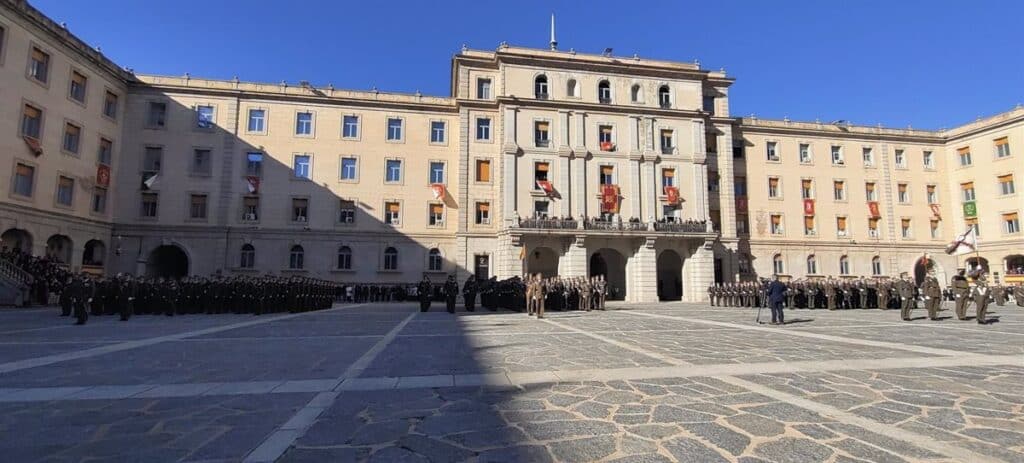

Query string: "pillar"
[[572, 111, 587, 218], [563, 235, 587, 278], [634, 237, 659, 303], [685, 240, 714, 302], [502, 106, 519, 224]]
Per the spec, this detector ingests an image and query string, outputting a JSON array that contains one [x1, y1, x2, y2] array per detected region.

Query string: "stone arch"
[[147, 244, 189, 278], [45, 234, 73, 264], [1, 228, 33, 253], [82, 239, 105, 267], [914, 255, 947, 287], [590, 248, 626, 300], [527, 246, 559, 278], [657, 249, 683, 301], [1003, 254, 1024, 274]]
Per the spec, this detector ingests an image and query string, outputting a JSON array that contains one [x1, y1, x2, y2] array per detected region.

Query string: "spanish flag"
[[519, 246, 526, 261]]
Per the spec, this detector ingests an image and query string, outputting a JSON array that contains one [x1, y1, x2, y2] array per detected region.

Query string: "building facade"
[[2, 0, 1022, 302]]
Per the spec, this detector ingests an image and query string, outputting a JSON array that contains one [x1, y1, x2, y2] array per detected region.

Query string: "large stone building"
[[2, 0, 1022, 302]]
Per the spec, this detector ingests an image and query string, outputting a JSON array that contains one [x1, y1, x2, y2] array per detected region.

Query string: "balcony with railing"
[[518, 217, 578, 230], [514, 216, 713, 236]]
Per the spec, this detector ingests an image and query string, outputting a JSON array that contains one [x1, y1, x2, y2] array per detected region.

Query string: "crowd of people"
[[713, 270, 1024, 325], [1, 246, 72, 305]]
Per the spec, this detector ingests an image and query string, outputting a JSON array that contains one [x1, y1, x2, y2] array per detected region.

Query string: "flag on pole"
[[519, 246, 527, 261], [246, 176, 260, 194], [945, 226, 978, 256], [141, 172, 159, 190]]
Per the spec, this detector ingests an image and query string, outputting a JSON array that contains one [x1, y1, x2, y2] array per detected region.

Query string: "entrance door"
[[657, 250, 683, 301], [590, 248, 626, 300], [714, 258, 723, 284], [474, 254, 490, 280], [147, 245, 189, 278]]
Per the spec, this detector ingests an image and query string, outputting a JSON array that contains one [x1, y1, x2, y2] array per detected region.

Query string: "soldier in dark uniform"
[[462, 276, 477, 312], [921, 272, 942, 321], [59, 275, 73, 317], [417, 276, 432, 312], [951, 269, 970, 320], [444, 275, 459, 314], [72, 274, 93, 325]]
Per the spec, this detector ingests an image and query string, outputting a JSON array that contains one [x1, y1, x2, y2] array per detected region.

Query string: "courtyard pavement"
[[0, 301, 1021, 462]]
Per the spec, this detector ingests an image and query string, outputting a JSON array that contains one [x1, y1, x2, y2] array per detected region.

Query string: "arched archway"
[[45, 234, 73, 264], [590, 248, 626, 300], [1004, 254, 1024, 275], [1, 228, 33, 253], [965, 257, 989, 276], [82, 239, 105, 267], [914, 255, 947, 286], [657, 249, 683, 301], [527, 247, 559, 278], [147, 245, 189, 278]]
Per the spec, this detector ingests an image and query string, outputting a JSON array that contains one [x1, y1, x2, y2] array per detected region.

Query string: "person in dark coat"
[[767, 275, 787, 325], [444, 275, 459, 314], [462, 276, 477, 312], [417, 276, 432, 312]]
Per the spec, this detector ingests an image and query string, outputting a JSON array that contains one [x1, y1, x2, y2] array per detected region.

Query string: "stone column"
[[633, 237, 659, 303], [642, 160, 658, 222], [502, 106, 519, 224], [572, 111, 587, 218], [558, 110, 572, 218], [685, 240, 715, 302], [563, 235, 588, 278], [715, 124, 737, 238], [628, 158, 642, 220]]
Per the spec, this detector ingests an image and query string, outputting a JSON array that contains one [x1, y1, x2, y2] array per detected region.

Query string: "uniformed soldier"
[[417, 276, 432, 312], [1015, 284, 1024, 307], [444, 275, 459, 314], [950, 269, 971, 320], [59, 275, 73, 317], [921, 272, 942, 320], [73, 274, 94, 325], [992, 284, 1006, 306], [595, 275, 607, 310], [897, 276, 915, 321], [463, 276, 477, 312], [825, 280, 837, 311], [708, 284, 716, 306], [973, 272, 991, 324]]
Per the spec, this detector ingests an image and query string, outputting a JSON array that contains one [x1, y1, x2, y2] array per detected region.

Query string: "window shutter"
[[802, 179, 812, 189], [898, 184, 907, 193], [24, 105, 41, 118], [994, 137, 1008, 146], [536, 163, 549, 172], [31, 48, 46, 62], [1004, 212, 1019, 221], [998, 174, 1013, 182], [865, 183, 875, 192]]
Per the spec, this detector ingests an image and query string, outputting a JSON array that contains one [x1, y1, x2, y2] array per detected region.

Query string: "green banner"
[[962, 201, 977, 218]]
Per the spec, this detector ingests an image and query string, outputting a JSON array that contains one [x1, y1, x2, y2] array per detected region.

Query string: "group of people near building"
[[57, 273, 336, 325], [1, 246, 72, 306], [411, 274, 610, 317], [715, 270, 1023, 325]]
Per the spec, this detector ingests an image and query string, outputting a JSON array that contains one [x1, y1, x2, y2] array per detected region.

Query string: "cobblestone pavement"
[[0, 302, 1021, 462]]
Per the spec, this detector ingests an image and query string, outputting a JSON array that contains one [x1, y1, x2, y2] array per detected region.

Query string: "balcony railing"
[[535, 139, 550, 148], [517, 217, 711, 234], [519, 218, 578, 230], [653, 221, 709, 233]]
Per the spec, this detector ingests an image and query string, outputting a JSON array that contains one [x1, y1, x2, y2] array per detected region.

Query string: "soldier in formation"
[[444, 275, 459, 314]]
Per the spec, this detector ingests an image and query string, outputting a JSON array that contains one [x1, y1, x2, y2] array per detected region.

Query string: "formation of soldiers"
[[1, 246, 72, 306], [708, 271, 1023, 325], [413, 274, 610, 317], [524, 275, 608, 318], [58, 273, 336, 325]]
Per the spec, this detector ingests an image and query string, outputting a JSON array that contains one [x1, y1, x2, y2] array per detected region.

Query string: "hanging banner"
[[246, 176, 260, 194], [601, 184, 620, 213], [803, 199, 815, 216], [96, 165, 111, 187], [23, 136, 43, 157], [735, 197, 748, 213], [867, 201, 880, 218], [664, 186, 680, 205], [536, 180, 554, 195], [962, 201, 977, 218], [930, 204, 941, 219], [141, 172, 159, 190], [431, 183, 446, 200]]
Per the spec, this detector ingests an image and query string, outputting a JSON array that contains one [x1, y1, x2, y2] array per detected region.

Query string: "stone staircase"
[[0, 258, 33, 306]]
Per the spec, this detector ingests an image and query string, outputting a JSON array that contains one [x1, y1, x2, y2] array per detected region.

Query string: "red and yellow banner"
[[431, 183, 446, 200], [930, 204, 941, 219], [665, 186, 680, 205], [867, 201, 880, 218], [736, 197, 748, 213], [803, 199, 815, 216], [96, 165, 111, 187], [601, 184, 620, 213], [537, 180, 554, 195]]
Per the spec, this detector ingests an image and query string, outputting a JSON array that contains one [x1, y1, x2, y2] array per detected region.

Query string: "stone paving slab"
[[789, 324, 1024, 355], [0, 341, 115, 364]]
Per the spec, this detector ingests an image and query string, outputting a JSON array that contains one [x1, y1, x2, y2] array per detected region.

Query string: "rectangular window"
[[21, 104, 42, 139], [833, 181, 845, 201], [62, 123, 81, 154], [734, 176, 746, 196], [930, 219, 940, 239], [660, 129, 674, 154], [831, 145, 844, 165], [662, 168, 675, 189], [732, 141, 744, 159], [293, 155, 311, 179], [387, 117, 403, 141], [901, 218, 911, 238], [798, 143, 811, 163], [91, 187, 107, 214], [926, 184, 938, 204], [709, 172, 719, 192], [865, 182, 876, 201], [192, 149, 212, 175], [923, 150, 934, 169], [736, 214, 749, 234], [475, 159, 491, 182], [868, 218, 880, 237], [431, 121, 446, 143], [768, 177, 780, 198], [385, 159, 402, 183], [292, 198, 309, 222], [295, 112, 313, 135], [534, 200, 549, 218], [600, 165, 615, 185], [476, 118, 491, 140], [994, 137, 1010, 158], [98, 138, 113, 165], [143, 146, 163, 172], [242, 196, 260, 221], [770, 214, 783, 235], [804, 215, 816, 235], [29, 47, 49, 83], [69, 71, 87, 103], [246, 152, 263, 177], [340, 157, 358, 180], [196, 105, 214, 128], [958, 147, 972, 166], [429, 204, 445, 226], [534, 121, 550, 147], [766, 142, 778, 161], [477, 78, 491, 99], [430, 161, 445, 184], [190, 194, 208, 219], [801, 179, 813, 199], [894, 149, 906, 168], [384, 201, 401, 225], [339, 199, 356, 223], [599, 125, 614, 145], [247, 109, 265, 132], [836, 216, 848, 237], [13, 163, 34, 197], [999, 174, 1016, 195], [961, 182, 975, 202], [56, 176, 74, 206], [1004, 212, 1020, 234], [897, 183, 909, 203], [703, 96, 716, 114], [140, 192, 158, 217], [342, 115, 359, 138], [103, 91, 118, 119], [862, 147, 874, 166], [475, 202, 490, 225], [534, 162, 549, 189], [147, 102, 167, 128], [966, 217, 979, 236]]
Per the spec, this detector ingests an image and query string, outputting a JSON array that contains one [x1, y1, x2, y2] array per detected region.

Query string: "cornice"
[[495, 96, 705, 119]]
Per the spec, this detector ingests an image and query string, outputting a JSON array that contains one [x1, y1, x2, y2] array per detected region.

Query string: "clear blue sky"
[[33, 0, 1023, 129]]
